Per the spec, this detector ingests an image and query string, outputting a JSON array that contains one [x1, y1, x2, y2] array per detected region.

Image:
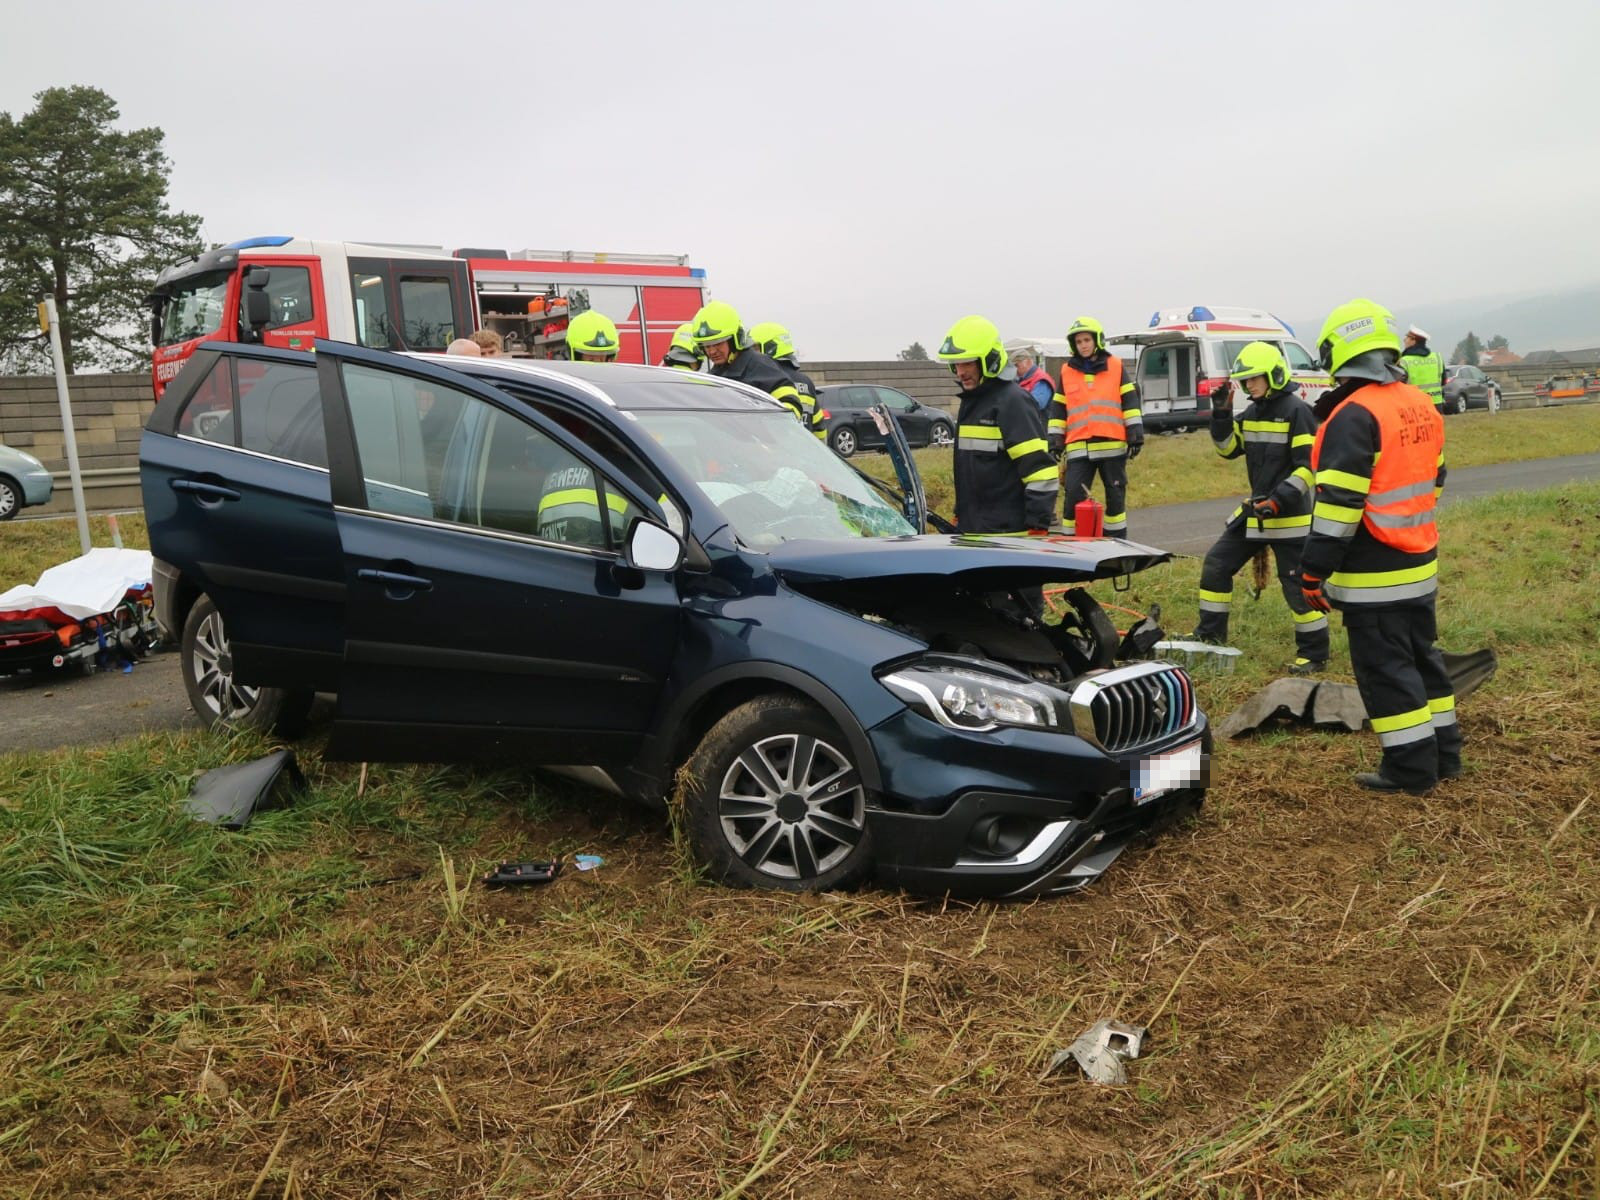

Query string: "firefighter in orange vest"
[[1298, 298, 1461, 794], [1048, 316, 1143, 537]]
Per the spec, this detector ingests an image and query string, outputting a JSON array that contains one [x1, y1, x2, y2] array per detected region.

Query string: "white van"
[[1110, 306, 1331, 432]]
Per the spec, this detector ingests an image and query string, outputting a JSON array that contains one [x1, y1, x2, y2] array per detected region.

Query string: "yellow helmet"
[[662, 322, 703, 369], [566, 310, 620, 360], [937, 315, 1007, 379], [749, 321, 796, 360], [1065, 316, 1106, 354], [689, 300, 750, 351], [1316, 299, 1403, 376], [1229, 341, 1290, 391]]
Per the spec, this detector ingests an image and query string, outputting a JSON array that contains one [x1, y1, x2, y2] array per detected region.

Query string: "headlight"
[[881, 663, 1064, 732]]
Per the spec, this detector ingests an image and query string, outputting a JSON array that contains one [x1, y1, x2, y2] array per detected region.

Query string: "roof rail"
[[508, 249, 690, 267]]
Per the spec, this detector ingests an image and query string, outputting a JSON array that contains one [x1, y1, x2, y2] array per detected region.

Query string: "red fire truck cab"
[[147, 236, 707, 397]]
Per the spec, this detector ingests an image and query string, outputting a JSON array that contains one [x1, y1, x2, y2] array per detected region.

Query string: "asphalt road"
[[3, 451, 1595, 756]]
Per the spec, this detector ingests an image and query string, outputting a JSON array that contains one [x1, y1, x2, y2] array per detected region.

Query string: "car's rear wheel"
[[829, 426, 858, 457], [682, 695, 874, 891], [180, 594, 312, 736], [929, 421, 954, 448], [0, 475, 19, 521]]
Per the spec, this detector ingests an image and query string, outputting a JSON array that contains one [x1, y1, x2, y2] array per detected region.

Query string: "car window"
[[158, 270, 232, 346], [1284, 341, 1318, 371], [874, 387, 916, 411], [230, 361, 327, 467], [351, 271, 393, 348], [635, 409, 914, 548], [397, 276, 456, 350], [247, 266, 314, 332], [340, 363, 629, 550], [176, 357, 236, 444], [842, 386, 877, 407]]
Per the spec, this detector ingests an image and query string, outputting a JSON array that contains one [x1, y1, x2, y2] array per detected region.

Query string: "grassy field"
[[1, 483, 1596, 1196], [857, 403, 1600, 520]]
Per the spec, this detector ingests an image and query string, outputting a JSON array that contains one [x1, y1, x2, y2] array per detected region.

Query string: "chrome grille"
[[1068, 662, 1197, 753]]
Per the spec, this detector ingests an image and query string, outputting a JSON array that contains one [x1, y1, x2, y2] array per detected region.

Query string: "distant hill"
[[1289, 283, 1600, 360]]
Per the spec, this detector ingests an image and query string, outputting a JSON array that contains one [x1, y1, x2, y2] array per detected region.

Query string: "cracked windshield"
[[635, 409, 912, 547]]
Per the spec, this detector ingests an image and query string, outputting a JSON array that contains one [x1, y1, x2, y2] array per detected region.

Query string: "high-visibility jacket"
[[1210, 382, 1317, 541], [1301, 379, 1446, 606], [1015, 363, 1056, 411], [713, 348, 824, 438], [1050, 353, 1142, 460], [952, 375, 1059, 533], [1401, 345, 1445, 405]]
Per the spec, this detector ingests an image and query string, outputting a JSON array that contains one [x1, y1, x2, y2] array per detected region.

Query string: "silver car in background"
[[0, 443, 53, 520]]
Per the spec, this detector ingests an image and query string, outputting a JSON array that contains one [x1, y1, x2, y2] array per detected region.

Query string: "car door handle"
[[170, 479, 241, 502], [357, 568, 434, 592]]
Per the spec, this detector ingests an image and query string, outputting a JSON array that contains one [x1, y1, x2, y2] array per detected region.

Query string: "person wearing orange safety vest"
[[1298, 298, 1461, 795], [1048, 316, 1143, 537]]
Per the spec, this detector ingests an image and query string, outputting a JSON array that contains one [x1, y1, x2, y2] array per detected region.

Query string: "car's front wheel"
[[180, 595, 313, 736], [681, 695, 874, 891], [828, 426, 858, 457], [0, 475, 19, 521], [929, 420, 955, 448]]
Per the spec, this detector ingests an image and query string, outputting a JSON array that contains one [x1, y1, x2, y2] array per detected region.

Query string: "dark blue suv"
[[141, 341, 1209, 897]]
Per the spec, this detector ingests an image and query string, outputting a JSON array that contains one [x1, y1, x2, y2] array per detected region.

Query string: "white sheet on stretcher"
[[0, 548, 155, 621]]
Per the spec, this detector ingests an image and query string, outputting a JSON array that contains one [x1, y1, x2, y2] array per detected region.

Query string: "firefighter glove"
[[1048, 434, 1064, 459], [1298, 571, 1331, 613], [1126, 435, 1144, 460], [1212, 380, 1233, 409], [1251, 496, 1280, 519]]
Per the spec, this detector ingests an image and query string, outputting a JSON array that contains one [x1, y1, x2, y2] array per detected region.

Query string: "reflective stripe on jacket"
[[1303, 380, 1446, 606]]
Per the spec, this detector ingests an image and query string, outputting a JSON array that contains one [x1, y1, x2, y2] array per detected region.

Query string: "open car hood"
[[768, 534, 1170, 593]]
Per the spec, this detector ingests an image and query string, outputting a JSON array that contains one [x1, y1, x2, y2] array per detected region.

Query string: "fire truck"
[[147, 236, 708, 397]]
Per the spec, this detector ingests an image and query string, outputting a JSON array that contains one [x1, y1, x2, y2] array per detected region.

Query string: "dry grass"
[[1, 489, 1597, 1197], [0, 511, 149, 588], [858, 403, 1600, 519]]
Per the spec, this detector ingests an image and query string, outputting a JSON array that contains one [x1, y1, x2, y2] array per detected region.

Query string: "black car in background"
[[1441, 364, 1503, 414], [815, 384, 955, 457]]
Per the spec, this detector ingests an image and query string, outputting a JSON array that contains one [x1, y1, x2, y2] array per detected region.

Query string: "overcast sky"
[[3, 0, 1597, 359]]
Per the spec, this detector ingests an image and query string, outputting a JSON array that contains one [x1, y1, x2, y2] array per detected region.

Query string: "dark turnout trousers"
[[1063, 453, 1128, 536], [1193, 526, 1330, 660], [1343, 599, 1462, 789]]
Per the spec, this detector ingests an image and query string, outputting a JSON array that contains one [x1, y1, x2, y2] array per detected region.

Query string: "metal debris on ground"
[[482, 860, 563, 886], [1217, 647, 1498, 739], [1154, 639, 1243, 673], [184, 749, 305, 830], [1042, 1019, 1147, 1085]]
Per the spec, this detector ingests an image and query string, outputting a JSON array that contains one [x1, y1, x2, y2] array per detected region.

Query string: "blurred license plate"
[[1134, 740, 1203, 804]]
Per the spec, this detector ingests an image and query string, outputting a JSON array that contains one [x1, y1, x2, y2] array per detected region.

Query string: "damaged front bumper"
[[863, 707, 1211, 898]]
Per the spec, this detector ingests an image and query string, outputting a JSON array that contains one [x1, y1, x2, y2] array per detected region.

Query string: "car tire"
[[929, 421, 954, 448], [180, 594, 313, 736], [0, 475, 19, 521], [829, 426, 858, 457], [681, 695, 875, 892]]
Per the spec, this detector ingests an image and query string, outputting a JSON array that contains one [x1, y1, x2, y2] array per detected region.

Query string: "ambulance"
[[147, 237, 707, 397], [1110, 305, 1332, 432]]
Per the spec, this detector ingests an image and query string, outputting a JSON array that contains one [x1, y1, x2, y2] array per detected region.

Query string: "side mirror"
[[241, 267, 272, 340], [625, 518, 684, 572]]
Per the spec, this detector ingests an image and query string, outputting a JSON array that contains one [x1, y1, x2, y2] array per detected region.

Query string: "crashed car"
[[140, 341, 1209, 897]]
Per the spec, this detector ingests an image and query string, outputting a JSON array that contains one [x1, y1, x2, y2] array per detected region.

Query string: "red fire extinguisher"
[[1073, 487, 1104, 537]]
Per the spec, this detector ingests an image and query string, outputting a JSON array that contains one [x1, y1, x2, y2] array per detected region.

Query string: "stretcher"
[[0, 548, 159, 678]]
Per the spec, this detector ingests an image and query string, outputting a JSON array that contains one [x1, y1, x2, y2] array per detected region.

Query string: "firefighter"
[[689, 301, 823, 437], [750, 322, 820, 413], [938, 315, 1058, 534], [661, 322, 703, 371], [566, 310, 621, 362], [1299, 298, 1460, 794], [1048, 316, 1143, 537], [1008, 343, 1057, 413], [1192, 341, 1329, 672], [1401, 325, 1445, 408]]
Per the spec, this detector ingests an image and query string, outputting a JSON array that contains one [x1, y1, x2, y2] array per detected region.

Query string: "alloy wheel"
[[717, 732, 866, 881], [189, 607, 262, 720], [930, 423, 954, 447]]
